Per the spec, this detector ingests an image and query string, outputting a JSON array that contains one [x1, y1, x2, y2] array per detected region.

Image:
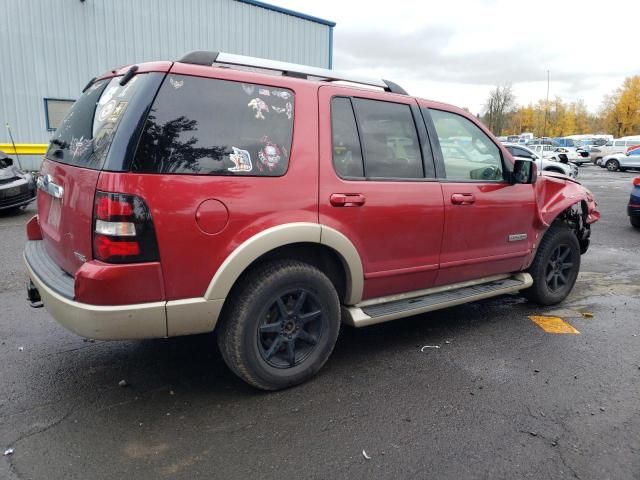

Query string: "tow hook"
[[27, 280, 43, 308]]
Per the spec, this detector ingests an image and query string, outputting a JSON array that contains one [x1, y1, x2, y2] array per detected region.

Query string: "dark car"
[[629, 176, 640, 229], [0, 151, 36, 213]]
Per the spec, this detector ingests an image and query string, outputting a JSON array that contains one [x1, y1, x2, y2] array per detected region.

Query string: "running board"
[[343, 273, 533, 327]]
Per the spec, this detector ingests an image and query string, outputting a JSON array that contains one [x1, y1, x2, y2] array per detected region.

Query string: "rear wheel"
[[631, 216, 640, 229], [217, 260, 340, 390], [606, 159, 619, 171], [522, 225, 581, 305]]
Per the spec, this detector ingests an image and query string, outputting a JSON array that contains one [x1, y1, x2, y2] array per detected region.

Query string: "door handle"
[[330, 193, 366, 207], [451, 193, 475, 205]]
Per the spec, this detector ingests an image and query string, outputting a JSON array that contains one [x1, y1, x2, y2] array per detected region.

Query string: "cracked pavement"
[[1, 166, 639, 479]]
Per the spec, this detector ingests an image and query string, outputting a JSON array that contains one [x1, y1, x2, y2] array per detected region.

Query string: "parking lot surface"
[[1, 166, 639, 480]]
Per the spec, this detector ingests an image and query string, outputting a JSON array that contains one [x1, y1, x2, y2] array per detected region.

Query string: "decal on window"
[[169, 77, 184, 89], [242, 84, 255, 95], [271, 90, 291, 100], [98, 99, 117, 122], [272, 102, 293, 120], [257, 136, 285, 173], [248, 97, 269, 119], [227, 147, 253, 172]]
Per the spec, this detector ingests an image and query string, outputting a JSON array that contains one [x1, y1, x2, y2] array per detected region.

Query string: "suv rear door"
[[421, 106, 537, 286], [38, 69, 167, 275], [318, 86, 444, 301]]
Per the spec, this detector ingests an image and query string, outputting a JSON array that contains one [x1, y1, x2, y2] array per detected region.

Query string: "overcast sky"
[[272, 0, 639, 115]]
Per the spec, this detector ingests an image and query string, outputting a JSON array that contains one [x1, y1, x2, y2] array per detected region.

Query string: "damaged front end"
[[534, 175, 600, 254]]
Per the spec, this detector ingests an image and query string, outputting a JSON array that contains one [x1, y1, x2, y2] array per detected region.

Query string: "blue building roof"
[[235, 0, 336, 27]]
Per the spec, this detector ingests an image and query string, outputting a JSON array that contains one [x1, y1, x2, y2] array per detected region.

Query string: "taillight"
[[633, 177, 640, 187], [92, 191, 159, 263]]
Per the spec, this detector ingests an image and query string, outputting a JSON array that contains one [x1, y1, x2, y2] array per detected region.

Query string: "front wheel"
[[522, 225, 581, 305], [217, 260, 341, 390]]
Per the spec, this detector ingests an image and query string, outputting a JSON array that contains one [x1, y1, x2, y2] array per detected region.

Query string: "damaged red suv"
[[25, 52, 599, 390]]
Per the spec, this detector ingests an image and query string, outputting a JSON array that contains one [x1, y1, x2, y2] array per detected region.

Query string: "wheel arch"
[[204, 223, 364, 305]]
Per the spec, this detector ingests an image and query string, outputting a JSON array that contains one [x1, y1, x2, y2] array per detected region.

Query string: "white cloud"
[[270, 0, 640, 113]]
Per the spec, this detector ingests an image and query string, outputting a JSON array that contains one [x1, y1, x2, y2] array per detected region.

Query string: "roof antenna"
[[4, 123, 23, 170]]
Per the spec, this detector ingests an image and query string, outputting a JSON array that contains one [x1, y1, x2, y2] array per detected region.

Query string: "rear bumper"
[[24, 241, 167, 340]]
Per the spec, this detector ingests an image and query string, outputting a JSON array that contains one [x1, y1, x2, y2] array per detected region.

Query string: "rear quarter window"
[[47, 75, 150, 169], [132, 75, 294, 176]]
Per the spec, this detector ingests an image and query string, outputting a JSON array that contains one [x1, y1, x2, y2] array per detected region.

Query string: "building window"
[[44, 98, 75, 131]]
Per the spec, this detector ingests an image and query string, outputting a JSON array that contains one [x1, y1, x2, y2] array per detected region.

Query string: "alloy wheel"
[[545, 244, 573, 292], [257, 289, 325, 368]]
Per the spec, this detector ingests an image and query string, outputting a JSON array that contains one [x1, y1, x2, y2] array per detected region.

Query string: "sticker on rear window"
[[242, 84, 255, 95], [98, 99, 117, 122], [257, 137, 285, 173], [248, 98, 269, 120], [227, 147, 253, 173], [272, 102, 292, 120], [98, 85, 119, 106], [169, 77, 184, 89]]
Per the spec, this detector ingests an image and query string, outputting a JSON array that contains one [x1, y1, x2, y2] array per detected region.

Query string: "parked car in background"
[[554, 138, 580, 148], [629, 177, 640, 228], [527, 137, 560, 147], [504, 143, 578, 178], [527, 144, 589, 165], [590, 137, 640, 164], [0, 150, 36, 214], [600, 148, 640, 171]]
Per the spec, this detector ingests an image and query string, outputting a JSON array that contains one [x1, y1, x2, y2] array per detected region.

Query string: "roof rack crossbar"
[[177, 51, 408, 95]]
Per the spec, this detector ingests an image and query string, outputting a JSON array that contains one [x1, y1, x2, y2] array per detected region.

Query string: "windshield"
[[46, 74, 149, 169]]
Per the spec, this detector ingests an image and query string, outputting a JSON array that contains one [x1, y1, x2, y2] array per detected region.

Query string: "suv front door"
[[319, 86, 445, 301], [421, 106, 537, 286]]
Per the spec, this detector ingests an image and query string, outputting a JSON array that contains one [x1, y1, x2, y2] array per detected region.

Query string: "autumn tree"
[[483, 84, 515, 136]]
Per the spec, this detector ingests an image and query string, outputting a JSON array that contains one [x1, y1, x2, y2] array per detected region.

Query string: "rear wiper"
[[51, 139, 68, 149]]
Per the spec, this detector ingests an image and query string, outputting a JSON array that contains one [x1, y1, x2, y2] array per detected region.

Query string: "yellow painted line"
[[528, 316, 580, 334], [0, 143, 48, 155]]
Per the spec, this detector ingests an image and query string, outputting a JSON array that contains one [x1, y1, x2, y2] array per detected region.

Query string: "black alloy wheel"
[[257, 289, 325, 368], [544, 244, 573, 292]]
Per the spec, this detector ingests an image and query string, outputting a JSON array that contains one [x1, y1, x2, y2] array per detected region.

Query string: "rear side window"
[[331, 98, 364, 177], [133, 75, 294, 176], [430, 109, 503, 181], [353, 99, 423, 179], [47, 75, 149, 169]]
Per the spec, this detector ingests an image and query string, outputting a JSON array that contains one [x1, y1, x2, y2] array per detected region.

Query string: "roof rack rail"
[[177, 51, 408, 95]]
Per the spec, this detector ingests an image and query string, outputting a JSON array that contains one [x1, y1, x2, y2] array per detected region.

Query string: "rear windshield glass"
[[132, 75, 294, 176], [46, 74, 149, 169]]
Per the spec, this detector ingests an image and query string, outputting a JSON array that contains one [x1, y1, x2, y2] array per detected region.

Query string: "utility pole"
[[542, 70, 550, 139]]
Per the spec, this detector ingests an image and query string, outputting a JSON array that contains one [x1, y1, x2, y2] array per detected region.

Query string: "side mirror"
[[510, 159, 537, 184]]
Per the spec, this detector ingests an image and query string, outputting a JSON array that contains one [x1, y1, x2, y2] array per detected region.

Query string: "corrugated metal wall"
[[0, 0, 331, 169]]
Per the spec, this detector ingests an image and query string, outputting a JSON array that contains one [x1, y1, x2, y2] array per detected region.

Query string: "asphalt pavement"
[[1, 166, 639, 480]]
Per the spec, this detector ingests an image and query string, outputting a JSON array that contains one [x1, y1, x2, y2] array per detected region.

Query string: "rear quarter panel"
[[98, 66, 321, 301]]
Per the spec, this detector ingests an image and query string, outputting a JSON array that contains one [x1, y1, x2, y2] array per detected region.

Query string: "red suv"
[[25, 52, 600, 390]]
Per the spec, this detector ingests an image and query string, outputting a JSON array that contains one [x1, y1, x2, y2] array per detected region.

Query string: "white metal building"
[[0, 0, 335, 169]]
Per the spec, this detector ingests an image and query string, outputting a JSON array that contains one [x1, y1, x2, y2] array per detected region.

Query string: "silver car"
[[503, 144, 578, 178], [601, 148, 640, 171]]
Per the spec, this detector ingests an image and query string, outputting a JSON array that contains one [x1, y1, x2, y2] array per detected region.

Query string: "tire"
[[606, 159, 619, 171], [631, 216, 640, 229], [217, 260, 341, 390], [522, 224, 581, 305]]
